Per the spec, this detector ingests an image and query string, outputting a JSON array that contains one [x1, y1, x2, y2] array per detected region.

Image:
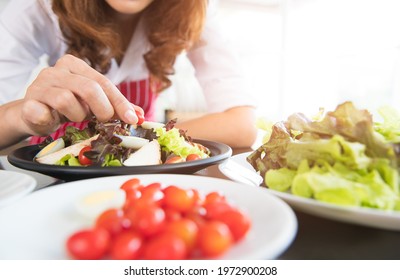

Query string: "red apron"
[[29, 78, 156, 145]]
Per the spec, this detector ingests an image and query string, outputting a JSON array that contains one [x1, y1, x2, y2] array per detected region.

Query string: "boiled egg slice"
[[114, 135, 149, 149], [75, 189, 125, 220], [140, 121, 165, 130], [35, 138, 65, 158]]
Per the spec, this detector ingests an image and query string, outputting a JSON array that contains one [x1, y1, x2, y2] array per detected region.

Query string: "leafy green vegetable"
[[248, 101, 400, 211], [265, 168, 296, 192], [103, 154, 122, 167], [374, 105, 400, 143], [255, 117, 274, 144], [55, 154, 82, 166], [62, 125, 94, 146], [155, 127, 209, 159]]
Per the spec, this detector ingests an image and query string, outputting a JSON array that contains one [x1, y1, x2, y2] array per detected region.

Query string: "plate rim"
[[219, 152, 400, 231], [0, 173, 297, 260]]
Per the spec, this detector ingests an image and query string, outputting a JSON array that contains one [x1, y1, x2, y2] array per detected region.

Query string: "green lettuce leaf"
[[248, 101, 400, 211], [155, 127, 208, 159], [62, 125, 94, 146], [55, 154, 82, 166], [374, 105, 400, 143]]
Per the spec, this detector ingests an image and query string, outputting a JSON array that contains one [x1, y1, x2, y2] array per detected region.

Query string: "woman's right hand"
[[20, 54, 143, 136]]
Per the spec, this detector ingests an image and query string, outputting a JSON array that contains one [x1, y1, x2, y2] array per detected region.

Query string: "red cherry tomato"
[[135, 107, 145, 125], [110, 232, 143, 260], [140, 182, 164, 205], [164, 207, 182, 222], [163, 185, 195, 213], [66, 228, 110, 260], [203, 201, 232, 220], [142, 232, 187, 260], [197, 221, 233, 257], [215, 209, 251, 242], [164, 218, 199, 251], [122, 188, 142, 208], [165, 156, 185, 164], [191, 188, 203, 206], [204, 191, 226, 205], [95, 208, 129, 236], [184, 206, 207, 229], [78, 146, 93, 165], [126, 204, 166, 237], [120, 178, 142, 192], [186, 153, 202, 161]]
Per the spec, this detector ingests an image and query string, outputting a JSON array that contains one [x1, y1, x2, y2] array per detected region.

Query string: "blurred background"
[[1, 0, 400, 123], [216, 0, 400, 122]]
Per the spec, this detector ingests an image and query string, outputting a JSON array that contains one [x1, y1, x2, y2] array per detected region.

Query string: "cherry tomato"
[[163, 185, 195, 213], [142, 232, 187, 260], [110, 232, 143, 260], [126, 204, 166, 237], [183, 205, 207, 228], [140, 182, 164, 205], [135, 107, 145, 125], [165, 156, 185, 164], [66, 228, 110, 260], [203, 201, 232, 220], [122, 188, 142, 211], [164, 218, 199, 251], [204, 191, 226, 205], [125, 188, 142, 201], [120, 178, 143, 192], [215, 209, 251, 242], [95, 208, 129, 236], [164, 207, 182, 222], [186, 153, 202, 161], [197, 221, 233, 257], [191, 188, 203, 206], [78, 146, 93, 166]]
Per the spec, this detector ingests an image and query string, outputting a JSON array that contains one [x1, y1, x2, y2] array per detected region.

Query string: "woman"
[[0, 0, 257, 150]]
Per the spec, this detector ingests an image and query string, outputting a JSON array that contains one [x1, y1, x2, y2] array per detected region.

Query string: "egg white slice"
[[35, 138, 65, 158], [140, 121, 165, 130], [115, 135, 149, 149]]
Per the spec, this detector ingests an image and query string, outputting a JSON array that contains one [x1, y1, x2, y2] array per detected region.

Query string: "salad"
[[247, 101, 400, 211], [34, 119, 210, 167]]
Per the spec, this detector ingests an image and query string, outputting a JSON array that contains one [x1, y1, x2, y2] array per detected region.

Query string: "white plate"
[[0, 156, 58, 190], [219, 152, 400, 231], [0, 170, 36, 207], [0, 174, 297, 260]]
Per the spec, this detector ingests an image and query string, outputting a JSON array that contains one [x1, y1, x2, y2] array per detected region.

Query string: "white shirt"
[[0, 0, 257, 113]]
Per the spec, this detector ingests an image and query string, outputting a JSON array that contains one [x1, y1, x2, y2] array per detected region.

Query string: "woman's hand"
[[21, 54, 143, 136]]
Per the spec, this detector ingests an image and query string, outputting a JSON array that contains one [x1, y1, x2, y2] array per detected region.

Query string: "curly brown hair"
[[52, 0, 207, 92]]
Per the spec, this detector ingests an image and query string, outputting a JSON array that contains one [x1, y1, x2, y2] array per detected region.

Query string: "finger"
[[31, 67, 115, 122], [55, 55, 139, 124], [28, 85, 91, 123], [21, 99, 61, 135]]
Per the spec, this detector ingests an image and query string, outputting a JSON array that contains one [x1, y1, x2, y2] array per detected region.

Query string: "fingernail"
[[124, 110, 138, 124]]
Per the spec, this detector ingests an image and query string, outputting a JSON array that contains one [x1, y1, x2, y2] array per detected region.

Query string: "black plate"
[[8, 139, 232, 181]]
